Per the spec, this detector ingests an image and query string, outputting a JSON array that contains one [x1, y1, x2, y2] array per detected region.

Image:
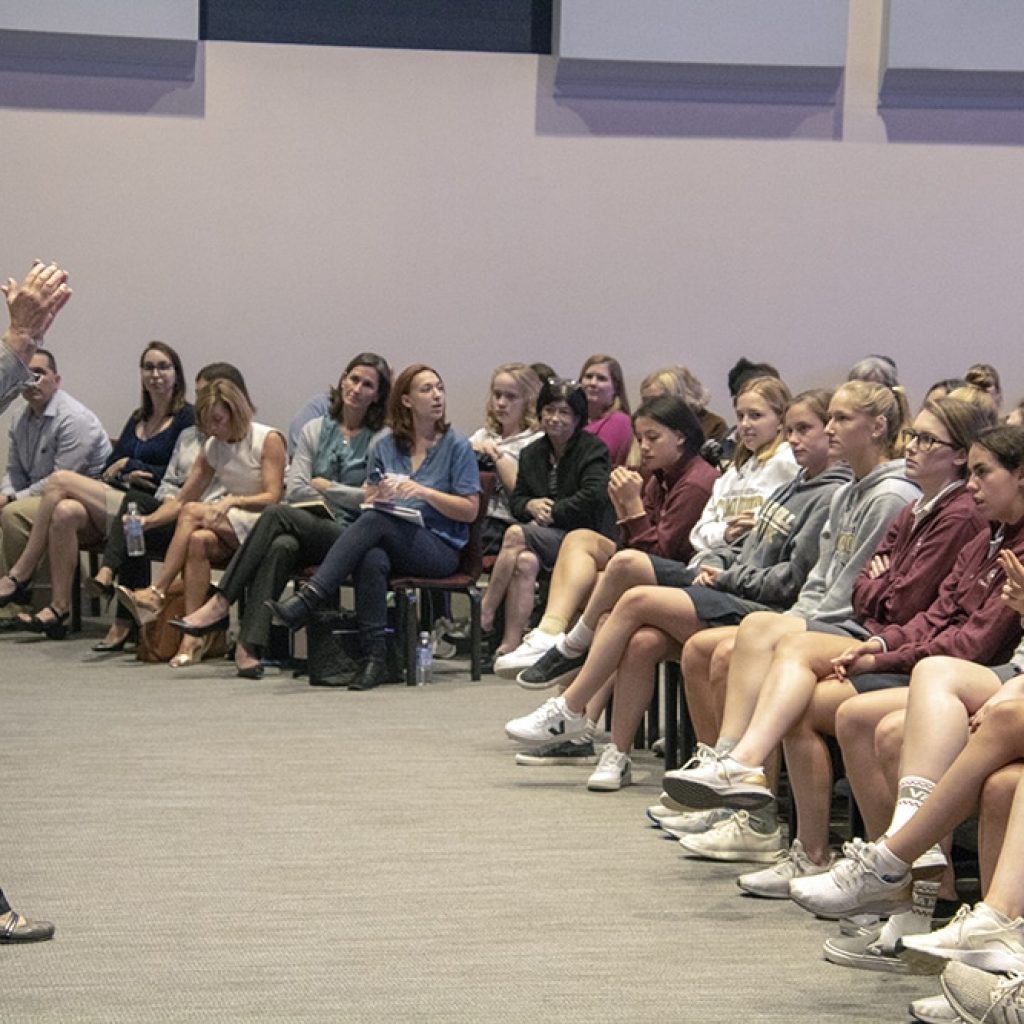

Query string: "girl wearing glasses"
[[0, 342, 193, 639]]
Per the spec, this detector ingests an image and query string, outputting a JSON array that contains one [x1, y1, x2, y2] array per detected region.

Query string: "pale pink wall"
[[1, 38, 1023, 459]]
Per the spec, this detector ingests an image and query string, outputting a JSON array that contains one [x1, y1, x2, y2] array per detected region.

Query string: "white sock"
[[555, 696, 584, 720], [877, 880, 940, 949], [560, 619, 595, 656], [889, 775, 935, 833], [873, 840, 912, 880]]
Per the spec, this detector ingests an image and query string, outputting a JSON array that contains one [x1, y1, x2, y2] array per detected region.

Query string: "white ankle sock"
[[560, 620, 595, 656]]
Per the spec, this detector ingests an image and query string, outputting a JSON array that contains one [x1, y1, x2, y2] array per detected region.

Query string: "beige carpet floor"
[[2, 624, 931, 1022]]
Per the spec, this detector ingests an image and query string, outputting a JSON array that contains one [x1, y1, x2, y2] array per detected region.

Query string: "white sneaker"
[[660, 807, 733, 838], [788, 838, 912, 919], [645, 802, 683, 824], [902, 903, 1024, 975], [909, 992, 962, 1024], [662, 743, 772, 811], [505, 696, 587, 746], [737, 839, 832, 899], [493, 630, 561, 680], [677, 810, 782, 863], [839, 913, 882, 937], [587, 743, 631, 791], [942, 961, 1024, 1024]]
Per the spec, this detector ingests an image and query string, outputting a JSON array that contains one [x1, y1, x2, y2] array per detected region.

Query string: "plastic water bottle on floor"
[[416, 630, 433, 686], [125, 502, 146, 558]]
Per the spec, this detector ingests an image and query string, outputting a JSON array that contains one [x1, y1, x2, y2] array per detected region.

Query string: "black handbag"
[[304, 610, 402, 685]]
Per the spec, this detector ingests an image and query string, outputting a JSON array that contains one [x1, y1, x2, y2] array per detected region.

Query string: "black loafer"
[[169, 615, 229, 638], [0, 913, 55, 943]]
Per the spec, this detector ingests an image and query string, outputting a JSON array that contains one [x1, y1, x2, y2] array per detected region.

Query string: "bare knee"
[[980, 764, 1024, 817], [51, 498, 85, 531], [631, 626, 669, 660], [43, 469, 77, 498], [512, 550, 540, 579], [186, 530, 213, 560], [603, 549, 652, 587], [708, 638, 735, 680], [873, 712, 905, 766]]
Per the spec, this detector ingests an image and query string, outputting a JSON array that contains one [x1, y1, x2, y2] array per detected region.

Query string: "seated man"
[[0, 348, 110, 622]]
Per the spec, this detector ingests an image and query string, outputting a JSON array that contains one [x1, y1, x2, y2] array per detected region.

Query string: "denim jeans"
[[311, 510, 460, 641]]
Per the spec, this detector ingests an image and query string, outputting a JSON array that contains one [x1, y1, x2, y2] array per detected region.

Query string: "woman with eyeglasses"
[[665, 398, 1009, 883], [480, 379, 614, 663], [0, 341, 193, 639], [578, 355, 633, 468]]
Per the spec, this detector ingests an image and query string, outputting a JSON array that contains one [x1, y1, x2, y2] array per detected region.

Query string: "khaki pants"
[[0, 496, 51, 616]]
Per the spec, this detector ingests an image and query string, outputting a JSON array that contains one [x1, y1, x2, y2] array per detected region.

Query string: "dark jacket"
[[511, 430, 614, 537]]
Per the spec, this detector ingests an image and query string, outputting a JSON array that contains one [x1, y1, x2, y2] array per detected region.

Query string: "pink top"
[[584, 409, 632, 468]]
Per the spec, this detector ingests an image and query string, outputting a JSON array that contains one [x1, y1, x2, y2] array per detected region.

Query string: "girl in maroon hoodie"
[[834, 424, 1024, 860]]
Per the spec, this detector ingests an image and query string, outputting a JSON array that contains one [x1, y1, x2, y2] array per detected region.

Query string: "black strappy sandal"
[[18, 605, 69, 640], [0, 573, 31, 609]]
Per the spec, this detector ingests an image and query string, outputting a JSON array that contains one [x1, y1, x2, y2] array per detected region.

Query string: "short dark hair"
[[196, 362, 251, 407], [633, 395, 704, 458], [537, 378, 588, 430], [33, 348, 57, 375], [727, 357, 780, 399]]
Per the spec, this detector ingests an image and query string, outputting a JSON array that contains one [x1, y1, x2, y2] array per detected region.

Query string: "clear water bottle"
[[125, 501, 146, 558], [415, 630, 433, 686]]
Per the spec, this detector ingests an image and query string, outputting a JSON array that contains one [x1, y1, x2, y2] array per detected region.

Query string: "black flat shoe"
[[92, 630, 134, 653], [266, 586, 324, 630], [0, 573, 31, 609], [83, 577, 115, 603], [18, 605, 69, 640], [236, 663, 265, 680], [169, 615, 230, 638]]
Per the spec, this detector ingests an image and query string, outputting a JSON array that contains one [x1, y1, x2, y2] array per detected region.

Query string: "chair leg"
[[402, 587, 418, 686], [468, 586, 482, 681], [663, 661, 681, 771], [70, 558, 82, 634], [86, 550, 101, 618]]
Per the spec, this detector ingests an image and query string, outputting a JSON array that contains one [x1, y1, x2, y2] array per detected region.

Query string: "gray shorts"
[[993, 662, 1024, 684], [521, 523, 567, 571]]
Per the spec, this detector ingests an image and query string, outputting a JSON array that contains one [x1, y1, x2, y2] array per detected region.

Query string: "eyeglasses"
[[901, 428, 956, 453], [541, 405, 576, 421], [142, 361, 174, 374], [547, 376, 578, 388]]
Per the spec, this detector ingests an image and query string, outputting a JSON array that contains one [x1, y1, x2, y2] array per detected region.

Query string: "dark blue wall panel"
[[200, 0, 553, 54]]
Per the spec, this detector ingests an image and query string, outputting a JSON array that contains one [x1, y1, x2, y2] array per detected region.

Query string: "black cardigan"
[[510, 430, 615, 537]]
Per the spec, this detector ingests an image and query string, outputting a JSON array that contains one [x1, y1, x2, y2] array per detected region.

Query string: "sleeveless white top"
[[204, 422, 280, 543]]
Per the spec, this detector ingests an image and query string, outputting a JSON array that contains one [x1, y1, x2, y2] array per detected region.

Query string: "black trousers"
[[101, 488, 177, 623], [217, 503, 344, 652]]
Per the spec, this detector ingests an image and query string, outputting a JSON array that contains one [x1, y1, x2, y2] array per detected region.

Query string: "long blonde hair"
[[732, 376, 791, 470], [482, 363, 540, 435]]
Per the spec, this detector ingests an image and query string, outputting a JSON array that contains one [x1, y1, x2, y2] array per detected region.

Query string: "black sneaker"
[[516, 646, 587, 690], [514, 740, 597, 766]]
